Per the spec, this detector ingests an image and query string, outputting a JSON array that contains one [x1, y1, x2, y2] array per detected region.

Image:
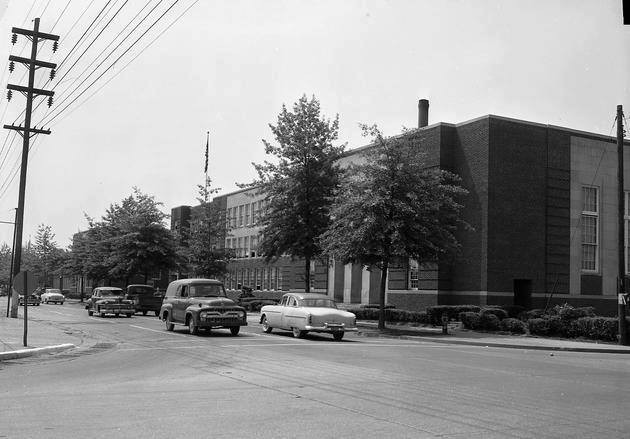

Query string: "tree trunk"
[[304, 256, 311, 294], [378, 259, 389, 330]]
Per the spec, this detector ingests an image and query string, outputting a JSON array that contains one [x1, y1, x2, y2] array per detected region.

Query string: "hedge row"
[[460, 312, 526, 333], [527, 316, 628, 341], [347, 307, 430, 324], [426, 305, 481, 325]]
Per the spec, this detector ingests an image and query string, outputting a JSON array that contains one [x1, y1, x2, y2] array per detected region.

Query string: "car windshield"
[[299, 298, 338, 308], [100, 290, 122, 297], [47, 289, 61, 294], [189, 283, 225, 297], [128, 286, 154, 295]]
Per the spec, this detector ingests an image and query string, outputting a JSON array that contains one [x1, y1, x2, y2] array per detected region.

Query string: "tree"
[[248, 95, 345, 292], [320, 125, 469, 329], [68, 188, 180, 286], [31, 224, 60, 286], [185, 177, 232, 278]]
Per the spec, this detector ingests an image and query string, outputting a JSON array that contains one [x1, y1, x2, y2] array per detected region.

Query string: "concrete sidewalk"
[[357, 321, 630, 353], [0, 302, 81, 361]]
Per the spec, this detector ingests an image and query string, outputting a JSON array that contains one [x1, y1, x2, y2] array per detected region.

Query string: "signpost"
[[13, 270, 38, 347]]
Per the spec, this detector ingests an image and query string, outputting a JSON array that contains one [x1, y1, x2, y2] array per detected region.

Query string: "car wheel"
[[333, 332, 344, 341], [142, 310, 148, 316], [261, 315, 272, 333], [230, 326, 240, 336], [292, 327, 306, 338], [114, 313, 119, 317], [164, 314, 174, 331], [88, 309, 93, 316], [188, 317, 199, 335], [154, 310, 160, 317], [99, 308, 105, 318], [126, 313, 132, 318]]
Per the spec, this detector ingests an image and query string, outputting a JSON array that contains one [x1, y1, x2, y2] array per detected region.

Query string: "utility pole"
[[4, 209, 17, 317], [618, 104, 628, 346], [3, 18, 58, 318]]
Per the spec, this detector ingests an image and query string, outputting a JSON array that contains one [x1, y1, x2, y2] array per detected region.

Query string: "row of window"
[[225, 235, 259, 258], [226, 200, 266, 229], [225, 267, 283, 291], [580, 187, 630, 274]]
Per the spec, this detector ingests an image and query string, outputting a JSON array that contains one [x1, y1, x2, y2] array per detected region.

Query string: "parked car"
[[18, 293, 41, 306], [259, 293, 357, 341], [160, 278, 247, 336], [41, 288, 65, 305], [85, 287, 134, 317], [125, 284, 163, 316]]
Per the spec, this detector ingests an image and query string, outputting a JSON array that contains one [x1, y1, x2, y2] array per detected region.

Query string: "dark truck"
[[125, 284, 164, 316]]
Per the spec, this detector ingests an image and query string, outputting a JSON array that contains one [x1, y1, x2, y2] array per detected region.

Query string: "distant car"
[[160, 278, 247, 336], [85, 287, 134, 317], [18, 294, 40, 306], [125, 284, 163, 316], [259, 293, 357, 341], [41, 288, 65, 305]]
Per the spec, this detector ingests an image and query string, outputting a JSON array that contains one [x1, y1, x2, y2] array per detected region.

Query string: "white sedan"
[[41, 288, 65, 305], [259, 293, 357, 341]]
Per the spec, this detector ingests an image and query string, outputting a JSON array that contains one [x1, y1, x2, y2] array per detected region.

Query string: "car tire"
[[230, 326, 240, 336], [154, 310, 160, 317], [88, 309, 93, 316], [114, 313, 119, 317], [188, 317, 199, 335], [292, 327, 306, 338], [261, 315, 272, 333], [164, 314, 174, 331], [99, 308, 105, 318], [333, 332, 344, 341], [142, 310, 148, 316]]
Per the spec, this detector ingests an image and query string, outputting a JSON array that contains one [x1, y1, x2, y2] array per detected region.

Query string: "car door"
[[91, 290, 99, 310], [266, 295, 286, 327], [281, 296, 298, 329], [171, 285, 187, 322]]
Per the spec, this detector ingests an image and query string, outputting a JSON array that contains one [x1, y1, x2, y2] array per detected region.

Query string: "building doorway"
[[513, 279, 532, 309]]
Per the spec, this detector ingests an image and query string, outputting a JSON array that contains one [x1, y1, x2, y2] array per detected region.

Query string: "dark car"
[[125, 284, 164, 316], [18, 293, 40, 306], [85, 287, 134, 317], [160, 278, 247, 336]]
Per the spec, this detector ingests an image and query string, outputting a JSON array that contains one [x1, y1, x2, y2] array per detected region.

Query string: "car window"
[[180, 286, 188, 298], [299, 299, 337, 308], [279, 296, 287, 306], [189, 283, 225, 297], [287, 297, 296, 307], [100, 290, 122, 297]]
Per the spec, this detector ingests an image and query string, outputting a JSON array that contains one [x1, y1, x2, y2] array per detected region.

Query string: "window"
[[238, 205, 244, 227], [277, 267, 283, 291], [252, 202, 258, 225], [244, 236, 249, 257], [263, 268, 270, 290], [245, 204, 250, 226], [270, 267, 276, 291], [226, 208, 232, 229], [250, 235, 258, 257], [237, 237, 243, 258], [626, 192, 630, 274], [581, 186, 598, 271], [409, 259, 419, 289]]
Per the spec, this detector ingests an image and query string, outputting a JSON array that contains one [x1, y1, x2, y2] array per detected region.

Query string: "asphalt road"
[[1, 302, 629, 439]]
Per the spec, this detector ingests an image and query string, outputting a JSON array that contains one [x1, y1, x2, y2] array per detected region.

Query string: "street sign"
[[13, 270, 38, 295]]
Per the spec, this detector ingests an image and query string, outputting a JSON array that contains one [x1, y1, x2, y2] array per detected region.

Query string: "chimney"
[[418, 99, 429, 128]]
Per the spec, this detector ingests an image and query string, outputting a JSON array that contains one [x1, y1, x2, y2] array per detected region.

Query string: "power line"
[[43, 0, 164, 119], [49, 0, 198, 128], [40, 0, 181, 127]]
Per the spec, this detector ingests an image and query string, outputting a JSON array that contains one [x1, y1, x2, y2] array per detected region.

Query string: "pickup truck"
[[125, 284, 164, 316]]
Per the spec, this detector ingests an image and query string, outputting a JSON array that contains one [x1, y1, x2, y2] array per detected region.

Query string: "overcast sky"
[[0, 0, 627, 249]]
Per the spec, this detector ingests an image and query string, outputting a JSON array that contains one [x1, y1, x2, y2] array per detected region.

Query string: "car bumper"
[[99, 306, 134, 314], [304, 324, 358, 333], [199, 317, 247, 327]]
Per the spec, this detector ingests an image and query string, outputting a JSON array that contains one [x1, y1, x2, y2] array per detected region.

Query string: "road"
[[1, 302, 629, 439]]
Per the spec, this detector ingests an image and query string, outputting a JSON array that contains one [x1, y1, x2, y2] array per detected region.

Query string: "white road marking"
[[128, 324, 189, 337]]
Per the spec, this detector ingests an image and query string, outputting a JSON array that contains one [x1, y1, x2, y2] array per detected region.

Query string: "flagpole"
[[204, 130, 209, 202]]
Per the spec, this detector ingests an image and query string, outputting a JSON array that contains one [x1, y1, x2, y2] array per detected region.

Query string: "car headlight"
[[237, 311, 245, 319]]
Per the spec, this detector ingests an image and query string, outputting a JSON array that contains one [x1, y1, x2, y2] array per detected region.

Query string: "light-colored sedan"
[[41, 288, 65, 305], [259, 293, 357, 341]]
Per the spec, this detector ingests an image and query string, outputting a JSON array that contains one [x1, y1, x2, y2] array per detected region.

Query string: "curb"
[[0, 343, 76, 361], [356, 323, 630, 354]]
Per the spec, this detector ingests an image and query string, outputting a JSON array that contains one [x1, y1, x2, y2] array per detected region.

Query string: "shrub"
[[360, 303, 395, 309], [499, 305, 526, 319], [557, 305, 595, 321], [478, 313, 500, 331], [480, 307, 508, 321], [519, 309, 545, 321], [528, 318, 551, 336], [499, 318, 526, 334], [570, 317, 618, 342], [459, 312, 481, 330], [427, 305, 481, 325]]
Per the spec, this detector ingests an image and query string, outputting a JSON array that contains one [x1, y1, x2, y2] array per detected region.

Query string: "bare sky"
[[0, 0, 627, 249]]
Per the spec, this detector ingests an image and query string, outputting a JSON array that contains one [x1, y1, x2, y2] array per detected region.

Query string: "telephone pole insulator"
[[3, 18, 59, 319]]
